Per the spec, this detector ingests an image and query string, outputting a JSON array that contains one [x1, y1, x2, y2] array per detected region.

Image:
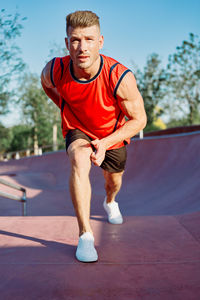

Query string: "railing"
[[0, 178, 27, 216]]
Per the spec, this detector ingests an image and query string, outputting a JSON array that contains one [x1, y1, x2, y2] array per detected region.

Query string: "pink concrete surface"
[[0, 131, 200, 299]]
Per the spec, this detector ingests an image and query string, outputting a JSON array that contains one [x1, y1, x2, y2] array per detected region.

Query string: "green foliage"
[[8, 124, 32, 152], [0, 123, 32, 154], [0, 123, 11, 152], [144, 122, 163, 133], [167, 117, 190, 128], [166, 33, 200, 125], [0, 9, 26, 115]]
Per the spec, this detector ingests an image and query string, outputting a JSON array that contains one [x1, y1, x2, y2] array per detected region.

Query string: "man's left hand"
[[90, 139, 106, 166]]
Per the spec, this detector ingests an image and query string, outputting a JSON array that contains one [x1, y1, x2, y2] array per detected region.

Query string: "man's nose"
[[79, 40, 87, 52]]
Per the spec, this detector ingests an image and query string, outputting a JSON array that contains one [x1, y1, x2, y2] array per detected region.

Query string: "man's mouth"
[[78, 55, 89, 61]]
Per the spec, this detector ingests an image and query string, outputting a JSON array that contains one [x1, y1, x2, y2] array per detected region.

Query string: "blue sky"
[[1, 0, 200, 126]]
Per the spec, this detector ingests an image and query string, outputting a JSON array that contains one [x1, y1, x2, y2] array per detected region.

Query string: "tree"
[[135, 53, 166, 131], [8, 124, 32, 152], [166, 33, 200, 125], [0, 9, 26, 115]]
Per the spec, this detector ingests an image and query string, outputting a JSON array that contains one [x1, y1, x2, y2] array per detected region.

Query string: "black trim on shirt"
[[113, 69, 132, 99], [109, 62, 120, 82], [60, 58, 64, 80], [69, 55, 104, 84], [61, 98, 65, 113], [61, 98, 65, 129], [113, 111, 122, 132], [50, 57, 56, 87]]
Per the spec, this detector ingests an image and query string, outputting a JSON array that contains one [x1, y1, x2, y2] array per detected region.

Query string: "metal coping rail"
[[0, 178, 27, 216]]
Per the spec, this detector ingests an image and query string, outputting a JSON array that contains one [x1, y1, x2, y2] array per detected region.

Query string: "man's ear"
[[65, 37, 69, 50], [99, 35, 104, 50]]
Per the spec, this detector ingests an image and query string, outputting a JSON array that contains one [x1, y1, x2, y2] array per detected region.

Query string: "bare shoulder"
[[41, 59, 55, 88], [116, 71, 140, 101]]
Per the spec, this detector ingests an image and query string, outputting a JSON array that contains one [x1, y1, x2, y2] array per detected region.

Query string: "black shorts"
[[65, 129, 127, 173]]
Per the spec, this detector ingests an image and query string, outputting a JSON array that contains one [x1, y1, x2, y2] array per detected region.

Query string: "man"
[[41, 10, 147, 263]]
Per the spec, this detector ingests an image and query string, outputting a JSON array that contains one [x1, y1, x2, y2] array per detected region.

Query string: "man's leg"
[[103, 170, 124, 203], [67, 138, 98, 262], [103, 170, 124, 224], [67, 138, 93, 235]]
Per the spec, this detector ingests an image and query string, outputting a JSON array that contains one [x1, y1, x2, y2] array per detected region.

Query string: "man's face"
[[65, 25, 104, 70]]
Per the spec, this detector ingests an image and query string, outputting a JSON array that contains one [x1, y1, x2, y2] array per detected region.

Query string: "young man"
[[41, 10, 147, 262]]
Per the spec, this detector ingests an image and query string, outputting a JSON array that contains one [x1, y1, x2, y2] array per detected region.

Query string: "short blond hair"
[[66, 10, 100, 35]]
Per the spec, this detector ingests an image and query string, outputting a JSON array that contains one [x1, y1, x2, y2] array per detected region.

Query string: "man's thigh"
[[66, 129, 93, 153]]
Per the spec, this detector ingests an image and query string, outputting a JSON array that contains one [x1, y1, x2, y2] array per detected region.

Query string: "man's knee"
[[68, 139, 92, 171]]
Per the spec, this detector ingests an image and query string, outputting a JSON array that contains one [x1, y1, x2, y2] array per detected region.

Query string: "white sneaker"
[[103, 198, 123, 224], [76, 232, 98, 262]]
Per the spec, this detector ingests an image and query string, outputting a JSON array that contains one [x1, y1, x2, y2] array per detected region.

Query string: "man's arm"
[[41, 60, 60, 108], [91, 72, 147, 166]]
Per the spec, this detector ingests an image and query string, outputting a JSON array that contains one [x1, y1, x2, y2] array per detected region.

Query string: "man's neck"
[[73, 55, 101, 81]]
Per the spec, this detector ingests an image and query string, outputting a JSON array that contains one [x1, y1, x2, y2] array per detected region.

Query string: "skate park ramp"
[[0, 129, 200, 299]]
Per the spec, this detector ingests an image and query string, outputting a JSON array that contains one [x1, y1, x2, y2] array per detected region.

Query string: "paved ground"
[[0, 131, 200, 299]]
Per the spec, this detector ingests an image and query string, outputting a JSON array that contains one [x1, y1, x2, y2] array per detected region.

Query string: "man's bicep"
[[116, 72, 146, 120]]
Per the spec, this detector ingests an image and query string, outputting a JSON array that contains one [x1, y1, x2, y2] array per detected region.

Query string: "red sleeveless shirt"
[[51, 54, 131, 150]]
